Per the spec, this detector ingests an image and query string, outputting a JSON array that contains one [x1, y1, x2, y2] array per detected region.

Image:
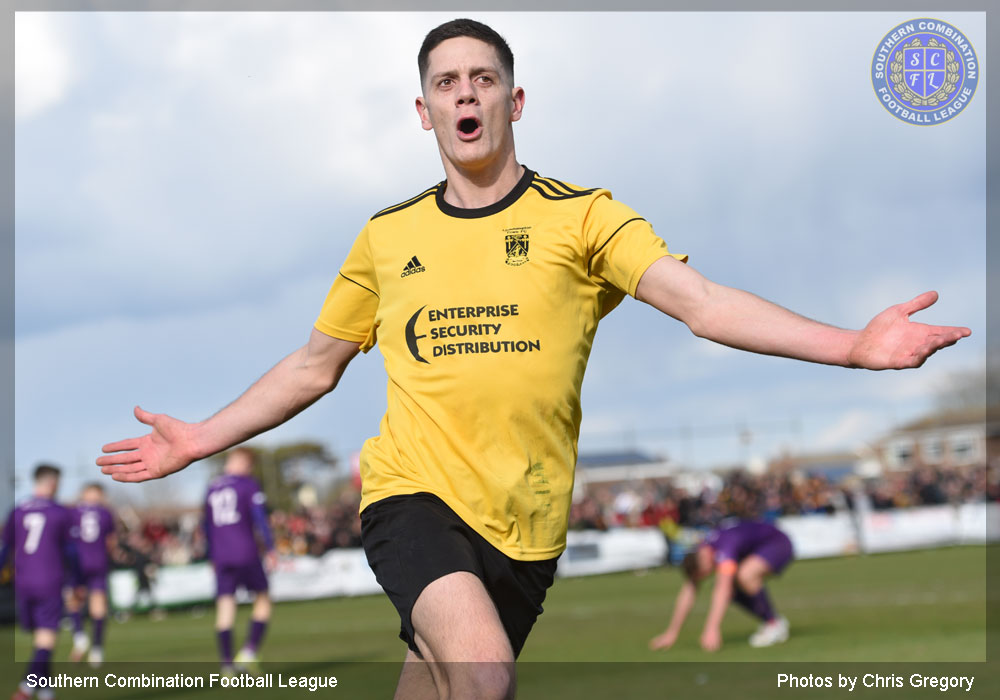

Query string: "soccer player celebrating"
[[204, 447, 275, 674], [1, 464, 78, 700], [67, 482, 116, 668], [650, 520, 794, 653], [98, 18, 970, 699]]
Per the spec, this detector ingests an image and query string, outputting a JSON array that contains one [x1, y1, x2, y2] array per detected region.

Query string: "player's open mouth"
[[457, 117, 482, 140]]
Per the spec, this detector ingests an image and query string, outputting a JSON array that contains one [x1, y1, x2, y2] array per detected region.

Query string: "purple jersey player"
[[204, 447, 275, 673], [67, 483, 116, 668], [1, 464, 78, 700], [650, 520, 794, 653]]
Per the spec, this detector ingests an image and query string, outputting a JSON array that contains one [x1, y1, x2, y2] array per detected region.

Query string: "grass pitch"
[[4, 545, 993, 699]]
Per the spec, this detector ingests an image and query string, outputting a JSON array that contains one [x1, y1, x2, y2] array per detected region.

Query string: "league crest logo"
[[503, 227, 531, 266], [871, 18, 979, 125]]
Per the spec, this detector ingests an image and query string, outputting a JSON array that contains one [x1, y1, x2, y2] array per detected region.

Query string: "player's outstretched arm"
[[635, 257, 970, 370], [650, 579, 698, 651], [701, 566, 734, 652], [97, 330, 360, 483]]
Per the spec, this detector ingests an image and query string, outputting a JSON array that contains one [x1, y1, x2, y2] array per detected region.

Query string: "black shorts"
[[360, 492, 559, 658]]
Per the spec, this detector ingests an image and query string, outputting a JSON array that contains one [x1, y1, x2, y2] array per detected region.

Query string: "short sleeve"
[[585, 192, 687, 299], [314, 224, 381, 352], [710, 531, 740, 565], [716, 559, 738, 576]]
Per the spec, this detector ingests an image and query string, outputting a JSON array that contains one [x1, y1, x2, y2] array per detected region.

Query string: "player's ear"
[[416, 96, 433, 131], [510, 86, 525, 123]]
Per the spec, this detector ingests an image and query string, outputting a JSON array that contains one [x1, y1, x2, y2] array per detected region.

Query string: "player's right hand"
[[649, 629, 678, 651], [97, 406, 198, 482]]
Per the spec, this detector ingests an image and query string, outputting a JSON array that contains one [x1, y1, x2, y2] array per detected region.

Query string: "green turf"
[[4, 545, 994, 699], [528, 544, 989, 662]]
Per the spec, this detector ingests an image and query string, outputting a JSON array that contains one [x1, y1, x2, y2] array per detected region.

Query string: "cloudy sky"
[[14, 12, 986, 505]]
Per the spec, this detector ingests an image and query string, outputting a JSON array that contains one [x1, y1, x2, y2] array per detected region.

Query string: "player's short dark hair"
[[418, 18, 514, 88], [33, 463, 62, 482]]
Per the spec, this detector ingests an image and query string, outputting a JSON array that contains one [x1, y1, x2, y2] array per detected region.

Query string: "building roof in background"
[[895, 406, 993, 433]]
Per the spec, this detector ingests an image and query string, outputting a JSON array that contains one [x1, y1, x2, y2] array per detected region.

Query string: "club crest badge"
[[504, 227, 531, 266], [871, 18, 979, 125]]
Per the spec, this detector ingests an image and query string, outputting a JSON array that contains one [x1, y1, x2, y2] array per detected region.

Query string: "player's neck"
[[439, 152, 524, 210]]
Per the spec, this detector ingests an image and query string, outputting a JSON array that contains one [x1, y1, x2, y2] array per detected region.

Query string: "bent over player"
[[1, 465, 78, 700], [67, 482, 116, 668], [204, 447, 275, 674], [98, 18, 970, 700], [650, 520, 794, 652]]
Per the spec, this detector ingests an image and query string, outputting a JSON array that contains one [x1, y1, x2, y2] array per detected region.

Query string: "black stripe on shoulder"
[[531, 175, 597, 200], [339, 272, 379, 298], [587, 217, 646, 275], [536, 175, 597, 196], [530, 182, 599, 202], [533, 177, 574, 196], [371, 184, 441, 220], [530, 183, 573, 200]]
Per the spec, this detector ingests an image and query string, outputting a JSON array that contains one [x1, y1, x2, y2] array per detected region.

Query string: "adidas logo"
[[400, 255, 426, 278]]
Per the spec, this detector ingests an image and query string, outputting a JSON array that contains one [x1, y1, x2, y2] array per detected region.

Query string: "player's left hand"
[[700, 627, 722, 652], [847, 291, 970, 370]]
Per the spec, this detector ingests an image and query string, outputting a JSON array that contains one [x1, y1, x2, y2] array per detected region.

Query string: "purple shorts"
[[754, 530, 794, 574], [79, 568, 109, 592], [16, 589, 63, 632], [214, 559, 268, 596]]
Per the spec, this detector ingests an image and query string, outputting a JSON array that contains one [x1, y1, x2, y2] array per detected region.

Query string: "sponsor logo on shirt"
[[401, 255, 426, 278], [404, 303, 541, 363]]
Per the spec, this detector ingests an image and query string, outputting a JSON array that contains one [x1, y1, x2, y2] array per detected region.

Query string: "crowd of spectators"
[[269, 490, 362, 557], [100, 463, 997, 567], [108, 489, 364, 571], [569, 472, 837, 532], [569, 462, 997, 532], [863, 464, 995, 510]]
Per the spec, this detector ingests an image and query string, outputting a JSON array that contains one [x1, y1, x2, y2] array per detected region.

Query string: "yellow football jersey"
[[316, 168, 686, 560]]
